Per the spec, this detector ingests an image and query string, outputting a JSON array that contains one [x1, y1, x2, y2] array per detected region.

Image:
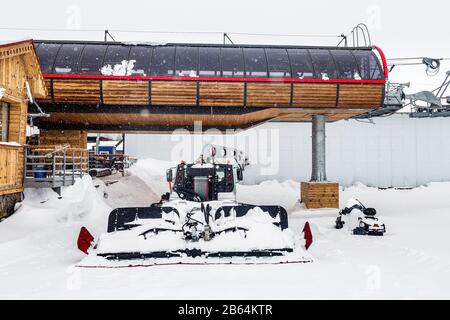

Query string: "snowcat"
[[77, 145, 311, 267]]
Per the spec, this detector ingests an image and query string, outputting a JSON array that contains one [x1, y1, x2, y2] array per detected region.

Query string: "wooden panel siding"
[[151, 81, 197, 106], [53, 80, 101, 104], [246, 83, 291, 107], [8, 102, 28, 145], [103, 80, 149, 105], [0, 54, 26, 99], [39, 130, 88, 149], [292, 83, 337, 107], [338, 84, 384, 107], [0, 144, 23, 196], [37, 79, 53, 103], [199, 82, 244, 107]]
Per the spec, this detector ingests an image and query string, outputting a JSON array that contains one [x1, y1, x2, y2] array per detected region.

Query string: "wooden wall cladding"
[[293, 83, 337, 107], [37, 79, 53, 103], [246, 83, 291, 107], [53, 80, 101, 104], [151, 81, 197, 106], [199, 82, 244, 107], [0, 145, 23, 195], [338, 84, 383, 108], [8, 102, 27, 145], [39, 79, 385, 109], [103, 80, 149, 105], [40, 129, 88, 149], [301, 181, 339, 209], [0, 54, 26, 98]]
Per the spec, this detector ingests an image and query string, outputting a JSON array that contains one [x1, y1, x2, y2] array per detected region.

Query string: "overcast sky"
[[2, 0, 449, 92]]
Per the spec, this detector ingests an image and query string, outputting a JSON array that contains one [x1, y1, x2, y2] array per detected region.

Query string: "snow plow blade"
[[107, 206, 180, 232]]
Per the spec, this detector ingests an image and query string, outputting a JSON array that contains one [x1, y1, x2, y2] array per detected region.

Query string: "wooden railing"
[[0, 143, 24, 195], [24, 145, 89, 189]]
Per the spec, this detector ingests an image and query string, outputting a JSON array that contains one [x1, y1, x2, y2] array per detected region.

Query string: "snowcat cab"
[[168, 162, 238, 202]]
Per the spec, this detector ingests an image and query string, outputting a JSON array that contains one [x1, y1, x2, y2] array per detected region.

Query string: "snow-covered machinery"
[[77, 145, 311, 266], [335, 199, 386, 236]]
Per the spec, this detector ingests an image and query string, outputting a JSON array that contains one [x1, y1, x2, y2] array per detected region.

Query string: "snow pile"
[[237, 180, 300, 213], [128, 157, 176, 197], [96, 174, 160, 208], [0, 87, 6, 99], [0, 176, 110, 244], [101, 60, 137, 76]]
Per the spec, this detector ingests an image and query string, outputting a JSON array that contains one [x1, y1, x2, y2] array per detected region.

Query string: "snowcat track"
[[98, 248, 294, 261], [77, 259, 313, 268]]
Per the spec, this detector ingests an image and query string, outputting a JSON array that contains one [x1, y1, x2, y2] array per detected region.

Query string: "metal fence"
[[24, 145, 89, 189]]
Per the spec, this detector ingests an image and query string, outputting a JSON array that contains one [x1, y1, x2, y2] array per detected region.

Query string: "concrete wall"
[[124, 114, 450, 188]]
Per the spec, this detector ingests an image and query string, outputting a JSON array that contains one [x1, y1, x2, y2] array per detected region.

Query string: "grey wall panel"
[[125, 114, 450, 188]]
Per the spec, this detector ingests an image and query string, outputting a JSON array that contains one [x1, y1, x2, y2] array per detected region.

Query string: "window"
[[103, 45, 131, 68], [331, 50, 360, 80], [266, 48, 291, 77], [0, 102, 9, 142], [309, 49, 338, 80], [150, 46, 175, 76], [220, 47, 244, 77], [243, 48, 267, 77], [287, 49, 315, 79], [199, 47, 221, 76], [175, 47, 198, 76], [53, 44, 84, 74], [352, 51, 383, 80], [79, 45, 108, 74], [128, 46, 152, 75], [35, 43, 62, 73]]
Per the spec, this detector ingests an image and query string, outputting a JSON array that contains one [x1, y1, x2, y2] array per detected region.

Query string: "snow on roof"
[[0, 141, 22, 147]]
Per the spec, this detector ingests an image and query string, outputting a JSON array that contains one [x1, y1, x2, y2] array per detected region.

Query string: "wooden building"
[[0, 40, 47, 219]]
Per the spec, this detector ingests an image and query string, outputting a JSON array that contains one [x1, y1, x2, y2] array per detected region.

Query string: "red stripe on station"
[[373, 46, 389, 80], [43, 73, 386, 84]]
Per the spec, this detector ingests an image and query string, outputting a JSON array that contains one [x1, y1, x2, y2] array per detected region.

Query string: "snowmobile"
[[77, 145, 311, 267], [335, 198, 386, 236]]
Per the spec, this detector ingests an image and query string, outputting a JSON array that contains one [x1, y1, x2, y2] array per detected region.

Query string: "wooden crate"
[[301, 181, 339, 209]]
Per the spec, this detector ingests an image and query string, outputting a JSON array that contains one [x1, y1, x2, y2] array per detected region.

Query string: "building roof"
[[33, 40, 387, 81], [0, 39, 47, 99]]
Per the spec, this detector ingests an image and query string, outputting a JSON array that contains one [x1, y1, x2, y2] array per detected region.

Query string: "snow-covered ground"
[[1, 158, 450, 299]]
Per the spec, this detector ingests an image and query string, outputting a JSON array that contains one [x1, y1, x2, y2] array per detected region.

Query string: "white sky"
[[1, 0, 449, 92]]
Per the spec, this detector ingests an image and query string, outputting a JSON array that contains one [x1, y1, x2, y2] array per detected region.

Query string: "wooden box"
[[301, 181, 339, 209]]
